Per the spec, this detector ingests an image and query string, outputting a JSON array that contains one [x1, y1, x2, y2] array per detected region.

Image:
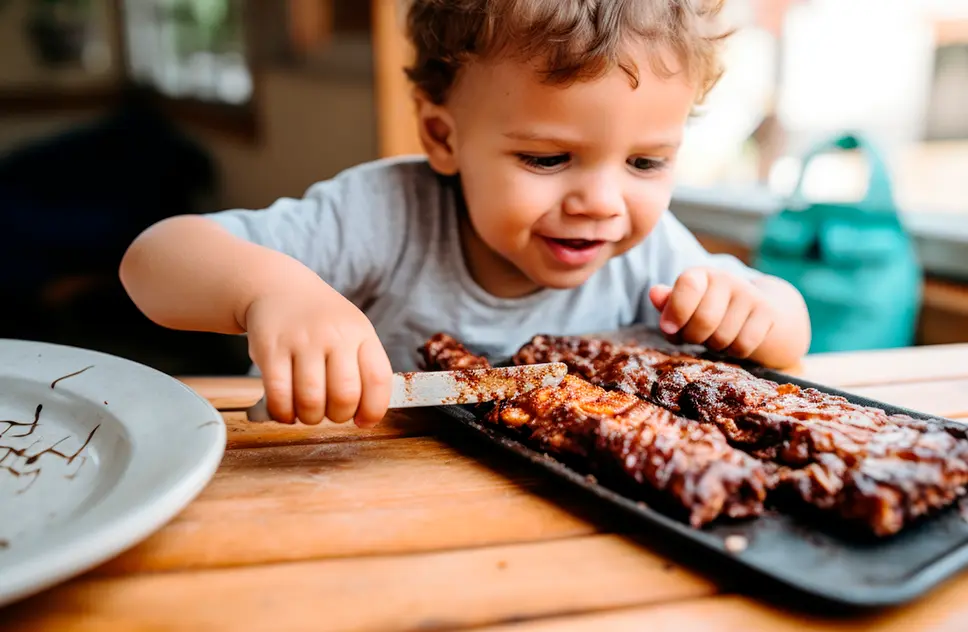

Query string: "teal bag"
[[752, 132, 922, 353]]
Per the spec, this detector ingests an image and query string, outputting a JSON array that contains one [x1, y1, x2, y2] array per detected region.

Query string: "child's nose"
[[563, 175, 625, 219]]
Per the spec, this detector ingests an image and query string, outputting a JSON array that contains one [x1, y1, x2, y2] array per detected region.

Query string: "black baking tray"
[[429, 329, 968, 609]]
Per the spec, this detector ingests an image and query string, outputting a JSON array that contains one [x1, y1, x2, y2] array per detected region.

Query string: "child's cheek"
[[629, 187, 672, 236], [500, 174, 556, 227]]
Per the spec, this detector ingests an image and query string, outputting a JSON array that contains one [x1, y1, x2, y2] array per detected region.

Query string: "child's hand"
[[241, 283, 393, 428], [648, 268, 778, 359]]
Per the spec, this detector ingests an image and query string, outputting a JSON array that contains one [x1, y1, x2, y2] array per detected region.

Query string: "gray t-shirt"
[[205, 156, 760, 371]]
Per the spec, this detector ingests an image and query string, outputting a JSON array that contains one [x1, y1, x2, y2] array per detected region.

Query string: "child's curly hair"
[[405, 0, 731, 106]]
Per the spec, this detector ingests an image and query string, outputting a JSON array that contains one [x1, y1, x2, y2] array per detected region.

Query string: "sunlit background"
[[0, 0, 966, 373], [679, 0, 968, 214]]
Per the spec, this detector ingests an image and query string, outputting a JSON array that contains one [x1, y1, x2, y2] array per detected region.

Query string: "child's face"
[[422, 53, 697, 298]]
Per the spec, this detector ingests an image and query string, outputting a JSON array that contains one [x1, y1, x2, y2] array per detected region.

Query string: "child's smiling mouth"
[[541, 237, 607, 267]]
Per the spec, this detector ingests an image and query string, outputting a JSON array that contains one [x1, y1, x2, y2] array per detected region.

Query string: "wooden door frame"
[[371, 0, 422, 157]]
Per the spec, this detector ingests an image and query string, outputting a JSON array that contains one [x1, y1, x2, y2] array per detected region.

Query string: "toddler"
[[120, 0, 811, 428]]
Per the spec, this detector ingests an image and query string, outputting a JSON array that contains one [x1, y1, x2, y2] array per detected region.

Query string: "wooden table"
[[4, 344, 968, 631]]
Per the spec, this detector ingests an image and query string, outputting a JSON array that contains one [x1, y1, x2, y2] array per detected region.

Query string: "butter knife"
[[242, 362, 567, 422]]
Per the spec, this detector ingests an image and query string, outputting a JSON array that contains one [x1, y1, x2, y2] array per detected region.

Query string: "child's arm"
[[120, 215, 314, 334], [120, 215, 393, 426], [649, 268, 811, 369]]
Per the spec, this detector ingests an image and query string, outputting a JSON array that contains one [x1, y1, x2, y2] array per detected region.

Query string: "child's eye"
[[627, 157, 665, 172], [517, 153, 571, 170]]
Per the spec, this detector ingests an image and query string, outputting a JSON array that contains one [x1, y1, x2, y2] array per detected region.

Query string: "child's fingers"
[[728, 305, 775, 359], [680, 278, 731, 344], [355, 337, 393, 429], [706, 292, 753, 351], [259, 347, 296, 424], [659, 269, 708, 335], [325, 346, 363, 424], [648, 285, 673, 311], [292, 349, 327, 425]]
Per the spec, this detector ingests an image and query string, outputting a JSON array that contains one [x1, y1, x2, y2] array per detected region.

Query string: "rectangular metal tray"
[[429, 335, 968, 609]]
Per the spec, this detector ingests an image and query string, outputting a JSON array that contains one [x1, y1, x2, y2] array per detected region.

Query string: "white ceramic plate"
[[0, 339, 226, 606]]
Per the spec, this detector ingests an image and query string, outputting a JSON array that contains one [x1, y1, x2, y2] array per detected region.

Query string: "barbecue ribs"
[[422, 334, 491, 370], [512, 334, 968, 536], [422, 333, 772, 527]]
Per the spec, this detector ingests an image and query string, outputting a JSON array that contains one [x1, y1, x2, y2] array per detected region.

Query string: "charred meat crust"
[[421, 333, 492, 371], [510, 334, 968, 536], [421, 334, 771, 527]]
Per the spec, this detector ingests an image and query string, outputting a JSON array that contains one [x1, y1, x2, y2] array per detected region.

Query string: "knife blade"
[[242, 362, 567, 422]]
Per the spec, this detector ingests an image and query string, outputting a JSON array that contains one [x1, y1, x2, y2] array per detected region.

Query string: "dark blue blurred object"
[[0, 96, 248, 375], [0, 97, 216, 291]]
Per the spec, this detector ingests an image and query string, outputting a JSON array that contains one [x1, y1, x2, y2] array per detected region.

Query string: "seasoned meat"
[[421, 333, 492, 370], [514, 335, 704, 400], [423, 334, 772, 527], [491, 374, 772, 527], [513, 335, 625, 380], [507, 333, 968, 536], [780, 427, 968, 536]]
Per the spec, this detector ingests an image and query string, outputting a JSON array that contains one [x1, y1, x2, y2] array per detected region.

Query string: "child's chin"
[[529, 268, 598, 290]]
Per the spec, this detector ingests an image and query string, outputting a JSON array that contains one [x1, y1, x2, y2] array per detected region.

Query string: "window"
[[675, 0, 968, 216], [120, 0, 252, 106], [112, 0, 374, 137]]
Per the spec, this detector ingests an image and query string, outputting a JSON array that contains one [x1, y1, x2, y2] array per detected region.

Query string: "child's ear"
[[414, 92, 459, 175]]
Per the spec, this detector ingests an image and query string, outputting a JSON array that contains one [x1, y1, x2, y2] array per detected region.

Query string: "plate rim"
[[0, 338, 226, 607]]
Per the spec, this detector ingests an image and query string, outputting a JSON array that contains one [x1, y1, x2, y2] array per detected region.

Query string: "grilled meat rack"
[[425, 327, 968, 608]]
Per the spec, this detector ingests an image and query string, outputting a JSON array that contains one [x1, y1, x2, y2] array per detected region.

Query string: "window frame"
[[0, 0, 262, 141], [670, 184, 968, 282]]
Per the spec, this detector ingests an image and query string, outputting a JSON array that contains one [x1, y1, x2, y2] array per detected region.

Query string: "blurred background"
[[0, 0, 965, 375]]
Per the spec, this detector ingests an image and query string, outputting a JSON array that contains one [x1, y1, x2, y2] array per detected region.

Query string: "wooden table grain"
[[4, 344, 968, 631]]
